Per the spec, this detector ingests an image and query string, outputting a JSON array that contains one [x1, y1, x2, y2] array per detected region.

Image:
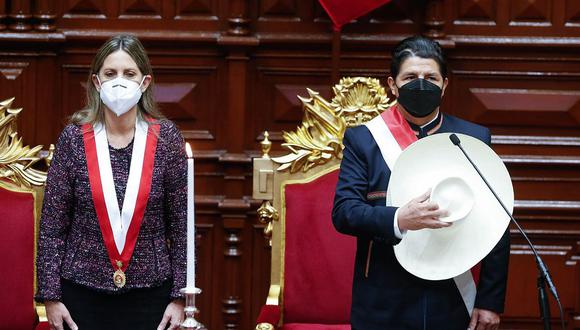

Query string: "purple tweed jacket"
[[35, 119, 187, 301]]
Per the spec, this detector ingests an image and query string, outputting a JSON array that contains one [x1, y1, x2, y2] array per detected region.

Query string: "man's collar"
[[407, 110, 443, 137]]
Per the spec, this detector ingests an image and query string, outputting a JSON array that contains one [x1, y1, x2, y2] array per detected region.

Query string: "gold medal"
[[113, 260, 126, 288]]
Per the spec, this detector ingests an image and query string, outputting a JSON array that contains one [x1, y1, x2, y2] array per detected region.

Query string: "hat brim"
[[390, 133, 513, 281]]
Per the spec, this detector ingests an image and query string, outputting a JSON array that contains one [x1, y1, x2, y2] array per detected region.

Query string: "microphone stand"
[[448, 134, 564, 330]]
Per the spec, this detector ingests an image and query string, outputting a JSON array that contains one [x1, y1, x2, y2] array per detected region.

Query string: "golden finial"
[[260, 131, 271, 159]]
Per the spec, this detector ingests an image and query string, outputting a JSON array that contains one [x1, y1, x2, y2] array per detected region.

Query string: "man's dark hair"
[[390, 36, 447, 79]]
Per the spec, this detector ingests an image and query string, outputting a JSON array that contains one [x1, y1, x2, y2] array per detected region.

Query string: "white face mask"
[[98, 76, 145, 117]]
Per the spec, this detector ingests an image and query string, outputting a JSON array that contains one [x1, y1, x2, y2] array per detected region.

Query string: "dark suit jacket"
[[332, 113, 510, 330]]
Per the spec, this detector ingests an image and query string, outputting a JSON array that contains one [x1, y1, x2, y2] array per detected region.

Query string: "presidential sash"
[[82, 118, 159, 288], [364, 105, 480, 316]]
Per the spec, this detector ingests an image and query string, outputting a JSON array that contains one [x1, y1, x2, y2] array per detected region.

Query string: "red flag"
[[319, 0, 392, 30]]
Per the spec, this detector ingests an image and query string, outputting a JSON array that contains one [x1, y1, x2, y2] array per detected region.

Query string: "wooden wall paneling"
[[0, 57, 36, 145], [8, 0, 33, 31], [248, 52, 333, 147], [250, 219, 271, 328], [449, 69, 580, 136], [60, 62, 90, 122], [60, 0, 110, 19], [0, 0, 7, 30], [424, 0, 445, 38], [173, 0, 219, 20], [565, 0, 580, 28], [445, 0, 580, 38], [504, 241, 578, 328], [118, 0, 163, 19], [33, 0, 57, 31], [56, 0, 222, 33], [33, 53, 60, 147], [153, 65, 220, 145], [0, 0, 579, 329], [216, 1, 258, 329], [193, 220, 217, 327]]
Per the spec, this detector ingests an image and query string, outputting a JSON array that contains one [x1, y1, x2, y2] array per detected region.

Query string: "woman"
[[36, 34, 186, 330]]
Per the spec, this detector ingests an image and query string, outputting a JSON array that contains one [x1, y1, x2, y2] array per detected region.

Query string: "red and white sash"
[[82, 118, 159, 276], [364, 106, 480, 316]]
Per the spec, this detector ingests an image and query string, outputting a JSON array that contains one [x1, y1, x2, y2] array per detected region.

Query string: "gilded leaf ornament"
[[272, 77, 395, 173], [272, 88, 346, 173], [0, 98, 52, 187]]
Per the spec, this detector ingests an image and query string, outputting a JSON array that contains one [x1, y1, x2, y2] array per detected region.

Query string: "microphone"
[[449, 133, 562, 330], [449, 133, 461, 146]]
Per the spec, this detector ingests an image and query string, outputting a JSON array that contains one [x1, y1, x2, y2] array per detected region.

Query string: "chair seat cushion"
[[282, 323, 350, 330]]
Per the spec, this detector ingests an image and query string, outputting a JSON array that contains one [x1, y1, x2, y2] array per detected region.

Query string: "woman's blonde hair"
[[70, 34, 165, 125]]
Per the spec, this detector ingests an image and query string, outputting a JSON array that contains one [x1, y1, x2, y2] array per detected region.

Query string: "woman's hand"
[[157, 299, 185, 330], [45, 301, 78, 330]]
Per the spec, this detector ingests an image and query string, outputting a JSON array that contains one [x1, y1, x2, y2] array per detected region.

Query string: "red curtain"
[[319, 0, 392, 30]]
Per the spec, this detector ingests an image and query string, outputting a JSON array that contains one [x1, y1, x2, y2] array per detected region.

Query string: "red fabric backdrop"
[[283, 170, 356, 325], [0, 183, 36, 330]]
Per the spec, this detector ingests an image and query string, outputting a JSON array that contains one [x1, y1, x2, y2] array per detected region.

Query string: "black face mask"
[[396, 78, 442, 118]]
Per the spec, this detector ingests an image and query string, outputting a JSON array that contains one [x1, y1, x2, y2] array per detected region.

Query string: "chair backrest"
[[0, 181, 39, 330], [282, 168, 354, 323], [253, 77, 395, 325], [0, 98, 52, 330]]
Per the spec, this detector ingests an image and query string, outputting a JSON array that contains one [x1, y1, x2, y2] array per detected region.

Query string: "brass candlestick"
[[180, 287, 207, 330]]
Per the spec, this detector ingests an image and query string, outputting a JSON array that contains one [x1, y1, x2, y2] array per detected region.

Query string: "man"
[[332, 36, 509, 330]]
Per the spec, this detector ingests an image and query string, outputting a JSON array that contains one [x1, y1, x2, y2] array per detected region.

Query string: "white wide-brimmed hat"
[[390, 133, 513, 281]]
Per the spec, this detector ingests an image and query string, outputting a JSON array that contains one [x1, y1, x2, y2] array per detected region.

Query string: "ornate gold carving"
[[272, 88, 346, 173], [331, 77, 395, 127], [257, 200, 279, 246], [0, 98, 52, 187], [261, 131, 272, 159], [272, 77, 395, 173], [256, 323, 275, 330]]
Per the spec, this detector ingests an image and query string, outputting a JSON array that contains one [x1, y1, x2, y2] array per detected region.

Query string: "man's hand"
[[157, 299, 185, 330], [397, 190, 450, 231], [45, 301, 78, 330], [469, 308, 500, 330]]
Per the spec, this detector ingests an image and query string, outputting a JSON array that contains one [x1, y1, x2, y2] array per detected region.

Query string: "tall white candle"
[[185, 142, 195, 289]]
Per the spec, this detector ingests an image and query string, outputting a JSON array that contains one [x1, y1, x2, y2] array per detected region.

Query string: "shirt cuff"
[[393, 208, 406, 239]]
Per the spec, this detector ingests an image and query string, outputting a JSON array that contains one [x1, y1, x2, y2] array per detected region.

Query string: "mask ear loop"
[[95, 74, 102, 90], [138, 76, 148, 92]]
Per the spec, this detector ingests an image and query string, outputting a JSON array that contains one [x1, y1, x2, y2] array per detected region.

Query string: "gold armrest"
[[256, 323, 275, 330], [36, 303, 47, 322]]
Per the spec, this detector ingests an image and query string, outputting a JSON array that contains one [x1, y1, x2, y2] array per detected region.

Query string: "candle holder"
[[180, 287, 207, 330]]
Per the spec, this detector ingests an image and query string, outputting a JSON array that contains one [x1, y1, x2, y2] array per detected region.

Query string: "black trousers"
[[61, 279, 171, 330]]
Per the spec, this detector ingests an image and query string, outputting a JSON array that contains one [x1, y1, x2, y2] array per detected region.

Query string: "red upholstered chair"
[[0, 98, 53, 330], [252, 78, 395, 329]]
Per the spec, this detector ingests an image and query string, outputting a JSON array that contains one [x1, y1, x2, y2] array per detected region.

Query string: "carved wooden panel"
[[0, 60, 36, 144], [565, 0, 580, 27], [174, 0, 217, 19], [455, 0, 497, 25], [250, 64, 332, 145], [194, 222, 216, 326], [505, 242, 579, 321], [509, 0, 551, 26], [118, 0, 163, 18], [153, 65, 220, 145], [450, 70, 580, 133], [259, 0, 298, 17], [61, 0, 110, 18], [60, 63, 90, 121]]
